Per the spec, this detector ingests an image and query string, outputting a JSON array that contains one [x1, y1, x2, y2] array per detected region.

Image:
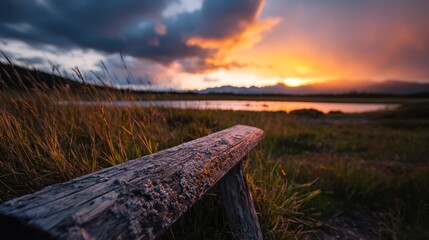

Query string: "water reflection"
[[74, 100, 398, 113]]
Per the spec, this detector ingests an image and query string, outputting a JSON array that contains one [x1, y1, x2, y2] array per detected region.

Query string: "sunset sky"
[[1, 0, 429, 90]]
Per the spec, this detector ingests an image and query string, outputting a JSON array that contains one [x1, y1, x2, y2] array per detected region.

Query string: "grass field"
[[129, 92, 429, 104], [1, 85, 428, 239]]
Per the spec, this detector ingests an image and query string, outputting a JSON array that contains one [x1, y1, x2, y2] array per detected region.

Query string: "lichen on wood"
[[0, 125, 264, 240]]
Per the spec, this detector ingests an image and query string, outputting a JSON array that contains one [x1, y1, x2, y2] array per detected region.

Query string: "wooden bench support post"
[[219, 162, 263, 240]]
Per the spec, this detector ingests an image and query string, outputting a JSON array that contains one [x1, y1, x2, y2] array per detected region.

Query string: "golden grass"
[[1, 77, 428, 238]]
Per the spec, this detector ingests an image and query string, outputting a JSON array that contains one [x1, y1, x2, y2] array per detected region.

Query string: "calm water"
[[75, 100, 399, 113]]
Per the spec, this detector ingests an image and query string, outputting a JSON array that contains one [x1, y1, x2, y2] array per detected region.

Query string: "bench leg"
[[219, 162, 263, 240]]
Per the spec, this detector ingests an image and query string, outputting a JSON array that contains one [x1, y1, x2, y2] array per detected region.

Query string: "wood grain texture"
[[219, 163, 263, 240], [0, 125, 264, 240]]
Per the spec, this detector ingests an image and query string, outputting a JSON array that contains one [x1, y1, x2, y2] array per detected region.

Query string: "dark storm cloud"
[[0, 0, 270, 71], [0, 0, 175, 52], [197, 0, 262, 39]]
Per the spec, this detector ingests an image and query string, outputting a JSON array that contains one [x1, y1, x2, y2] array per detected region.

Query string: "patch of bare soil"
[[305, 210, 384, 240]]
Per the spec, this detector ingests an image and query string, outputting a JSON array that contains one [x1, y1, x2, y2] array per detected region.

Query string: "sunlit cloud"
[[186, 17, 280, 51], [1, 0, 429, 90], [186, 16, 280, 72], [245, 0, 429, 83], [0, 0, 278, 75]]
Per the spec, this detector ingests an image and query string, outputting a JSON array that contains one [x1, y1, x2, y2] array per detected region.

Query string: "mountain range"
[[198, 80, 429, 95], [2, 61, 429, 95]]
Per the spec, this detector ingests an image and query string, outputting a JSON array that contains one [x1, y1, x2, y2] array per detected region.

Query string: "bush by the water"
[[289, 109, 324, 118]]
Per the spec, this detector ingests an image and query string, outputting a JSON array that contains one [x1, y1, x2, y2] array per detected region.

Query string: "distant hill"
[[0, 62, 168, 94], [198, 80, 429, 95], [0, 62, 121, 93], [2, 61, 429, 95], [0, 61, 84, 90]]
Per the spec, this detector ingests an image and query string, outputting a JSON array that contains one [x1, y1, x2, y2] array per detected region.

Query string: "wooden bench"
[[0, 125, 265, 239]]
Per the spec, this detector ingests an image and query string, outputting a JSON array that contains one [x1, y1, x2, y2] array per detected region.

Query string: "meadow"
[[0, 84, 428, 239]]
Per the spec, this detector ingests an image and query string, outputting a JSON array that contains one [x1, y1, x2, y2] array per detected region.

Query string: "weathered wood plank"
[[0, 125, 264, 240], [219, 163, 263, 240]]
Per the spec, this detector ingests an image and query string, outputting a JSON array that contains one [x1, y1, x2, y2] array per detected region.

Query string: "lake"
[[74, 100, 399, 113]]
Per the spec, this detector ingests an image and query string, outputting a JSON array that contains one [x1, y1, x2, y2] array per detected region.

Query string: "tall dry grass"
[[1, 63, 428, 239], [0, 78, 321, 239]]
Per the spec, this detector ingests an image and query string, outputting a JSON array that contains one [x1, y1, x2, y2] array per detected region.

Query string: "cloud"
[[93, 54, 178, 88], [203, 77, 219, 83], [15, 56, 47, 65], [0, 0, 278, 73], [248, 0, 429, 81]]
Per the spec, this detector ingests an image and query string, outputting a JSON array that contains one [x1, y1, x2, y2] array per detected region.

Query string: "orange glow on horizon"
[[282, 77, 309, 87]]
